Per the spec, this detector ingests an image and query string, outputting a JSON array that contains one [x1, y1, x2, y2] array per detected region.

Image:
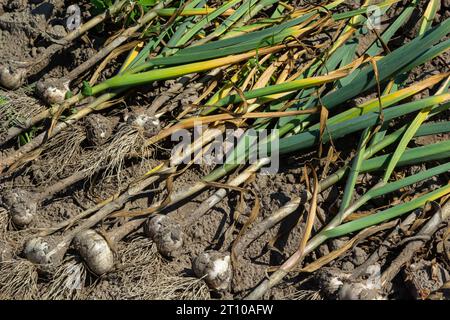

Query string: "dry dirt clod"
[[192, 251, 232, 291], [351, 247, 368, 266], [72, 229, 114, 276], [145, 215, 184, 258], [1, 189, 38, 227]]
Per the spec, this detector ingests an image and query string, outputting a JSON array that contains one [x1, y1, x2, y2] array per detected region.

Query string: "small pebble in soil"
[[285, 173, 296, 184], [48, 24, 67, 39], [318, 244, 330, 257], [191, 227, 204, 241]]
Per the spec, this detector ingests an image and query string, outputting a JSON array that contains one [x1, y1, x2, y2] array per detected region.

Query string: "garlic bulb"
[[73, 230, 114, 276], [36, 78, 70, 104], [145, 215, 184, 258], [2, 189, 38, 227], [125, 112, 160, 137], [338, 265, 384, 300], [192, 251, 232, 291], [85, 114, 114, 146], [23, 237, 55, 266], [0, 65, 26, 90]]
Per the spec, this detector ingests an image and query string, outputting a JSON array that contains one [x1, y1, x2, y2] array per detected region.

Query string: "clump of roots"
[[114, 237, 209, 299], [0, 245, 12, 262], [0, 91, 46, 135], [284, 290, 323, 300], [0, 208, 32, 254], [0, 208, 8, 237], [117, 237, 160, 271], [30, 124, 86, 184], [81, 123, 153, 185], [0, 258, 39, 299], [115, 237, 163, 298], [0, 212, 13, 261], [145, 274, 211, 300], [41, 256, 87, 300], [82, 237, 162, 299]]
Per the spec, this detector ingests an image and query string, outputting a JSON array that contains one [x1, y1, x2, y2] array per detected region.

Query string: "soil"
[[0, 0, 449, 300]]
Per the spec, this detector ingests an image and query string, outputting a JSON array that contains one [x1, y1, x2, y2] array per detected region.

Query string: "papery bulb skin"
[[145, 215, 184, 258], [0, 65, 27, 90], [192, 251, 232, 291], [73, 229, 114, 276], [1, 189, 38, 227]]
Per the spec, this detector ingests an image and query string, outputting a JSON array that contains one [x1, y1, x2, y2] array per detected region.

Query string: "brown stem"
[[380, 201, 450, 288], [0, 91, 116, 172], [45, 167, 174, 265], [232, 193, 308, 255], [37, 169, 92, 200], [38, 195, 116, 237], [63, 0, 173, 83], [148, 68, 222, 116], [350, 212, 417, 280], [108, 218, 147, 244], [148, 74, 198, 115], [180, 158, 271, 227]]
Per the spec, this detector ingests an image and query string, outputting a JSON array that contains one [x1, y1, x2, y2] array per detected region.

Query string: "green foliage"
[[90, 0, 113, 14], [82, 81, 93, 96], [18, 126, 39, 146], [90, 0, 158, 24]]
